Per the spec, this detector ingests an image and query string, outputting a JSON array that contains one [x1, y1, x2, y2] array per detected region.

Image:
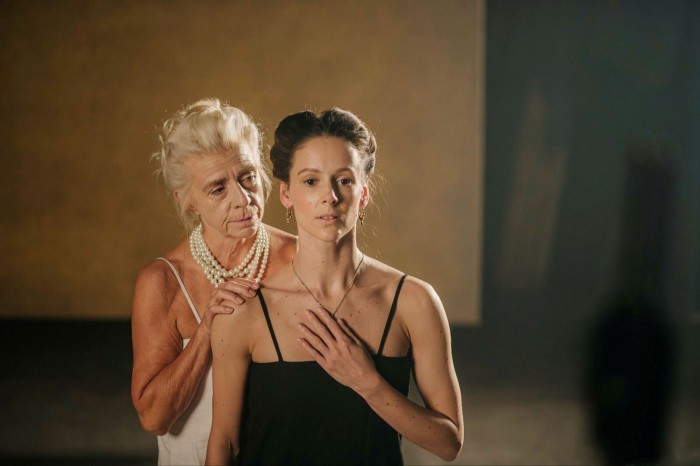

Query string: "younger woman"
[[206, 108, 463, 465]]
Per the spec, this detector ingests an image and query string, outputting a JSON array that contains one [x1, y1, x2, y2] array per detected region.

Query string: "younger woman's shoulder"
[[363, 257, 438, 301], [211, 292, 267, 350]]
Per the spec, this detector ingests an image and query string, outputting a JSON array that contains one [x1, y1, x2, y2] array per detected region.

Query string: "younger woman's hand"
[[203, 278, 259, 333], [299, 307, 379, 393]]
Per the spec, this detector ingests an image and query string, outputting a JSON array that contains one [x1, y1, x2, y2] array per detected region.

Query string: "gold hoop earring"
[[286, 207, 293, 224], [358, 209, 366, 226]]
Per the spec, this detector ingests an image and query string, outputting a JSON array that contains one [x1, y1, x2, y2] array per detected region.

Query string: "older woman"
[[131, 99, 296, 465], [206, 108, 463, 465]]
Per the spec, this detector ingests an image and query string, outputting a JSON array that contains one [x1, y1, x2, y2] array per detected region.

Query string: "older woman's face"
[[186, 144, 265, 240]]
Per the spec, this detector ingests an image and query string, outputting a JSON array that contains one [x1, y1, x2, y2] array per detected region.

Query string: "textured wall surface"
[[0, 0, 484, 322]]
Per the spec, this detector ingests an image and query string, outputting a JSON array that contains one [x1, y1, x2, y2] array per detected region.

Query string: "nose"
[[231, 181, 252, 208], [322, 182, 339, 205]]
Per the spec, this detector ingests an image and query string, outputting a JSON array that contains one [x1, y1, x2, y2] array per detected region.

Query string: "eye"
[[303, 178, 318, 186], [338, 177, 354, 186], [210, 186, 226, 195], [241, 172, 259, 188]]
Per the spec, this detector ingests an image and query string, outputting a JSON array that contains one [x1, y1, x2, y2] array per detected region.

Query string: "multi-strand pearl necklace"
[[189, 223, 270, 286]]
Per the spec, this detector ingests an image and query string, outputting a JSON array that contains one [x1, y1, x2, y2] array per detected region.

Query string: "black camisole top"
[[238, 274, 411, 466]]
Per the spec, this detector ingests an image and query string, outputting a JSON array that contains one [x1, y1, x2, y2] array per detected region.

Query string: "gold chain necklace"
[[292, 254, 365, 316]]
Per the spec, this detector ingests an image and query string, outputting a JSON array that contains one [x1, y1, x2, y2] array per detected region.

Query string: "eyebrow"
[[296, 167, 355, 176], [202, 163, 259, 192], [296, 168, 320, 176]]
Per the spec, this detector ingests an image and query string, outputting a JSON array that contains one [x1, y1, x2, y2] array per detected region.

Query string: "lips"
[[232, 208, 258, 222], [316, 213, 339, 220]]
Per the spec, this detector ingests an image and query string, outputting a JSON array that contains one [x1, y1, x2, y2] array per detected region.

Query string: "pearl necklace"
[[292, 254, 365, 316], [189, 223, 270, 286]]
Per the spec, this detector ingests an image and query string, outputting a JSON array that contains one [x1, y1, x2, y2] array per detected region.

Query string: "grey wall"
[[481, 0, 699, 391]]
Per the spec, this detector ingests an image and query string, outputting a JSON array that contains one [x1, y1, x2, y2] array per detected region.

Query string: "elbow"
[[137, 410, 170, 436], [437, 432, 463, 462], [133, 397, 170, 436]]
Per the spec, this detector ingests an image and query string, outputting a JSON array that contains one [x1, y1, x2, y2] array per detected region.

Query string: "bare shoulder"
[[363, 257, 436, 300], [133, 244, 187, 300], [400, 276, 441, 309], [264, 224, 297, 277], [211, 292, 265, 351], [132, 241, 192, 317], [265, 224, 297, 254], [363, 257, 444, 321]]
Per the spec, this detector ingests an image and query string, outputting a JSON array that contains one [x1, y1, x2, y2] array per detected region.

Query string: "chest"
[[254, 286, 409, 362]]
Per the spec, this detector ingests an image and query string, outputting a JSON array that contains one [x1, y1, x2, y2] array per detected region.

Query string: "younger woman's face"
[[281, 136, 368, 244]]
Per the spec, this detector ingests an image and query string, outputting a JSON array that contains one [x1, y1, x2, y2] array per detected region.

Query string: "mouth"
[[316, 213, 341, 224], [231, 211, 258, 224], [233, 207, 259, 223]]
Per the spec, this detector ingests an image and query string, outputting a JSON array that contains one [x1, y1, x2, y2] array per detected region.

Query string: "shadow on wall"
[[585, 147, 677, 465]]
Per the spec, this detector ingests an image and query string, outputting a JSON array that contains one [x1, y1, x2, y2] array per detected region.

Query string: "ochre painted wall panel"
[[0, 0, 483, 323]]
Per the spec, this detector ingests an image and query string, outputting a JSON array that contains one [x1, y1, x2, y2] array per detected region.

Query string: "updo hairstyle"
[[269, 108, 377, 185], [153, 98, 270, 231]]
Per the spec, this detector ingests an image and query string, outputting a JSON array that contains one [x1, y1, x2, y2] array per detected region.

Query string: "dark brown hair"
[[269, 108, 377, 183]]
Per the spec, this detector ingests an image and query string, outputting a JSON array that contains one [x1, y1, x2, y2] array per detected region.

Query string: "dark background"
[[2, 1, 699, 465]]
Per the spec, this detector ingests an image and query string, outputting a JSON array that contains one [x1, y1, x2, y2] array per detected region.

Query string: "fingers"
[[209, 302, 235, 315], [215, 279, 259, 302], [306, 307, 347, 341], [298, 323, 330, 355], [303, 308, 339, 344], [338, 318, 363, 346], [299, 337, 327, 366], [208, 282, 257, 309]]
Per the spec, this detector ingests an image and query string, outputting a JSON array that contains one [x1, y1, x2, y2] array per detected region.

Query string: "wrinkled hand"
[[203, 278, 258, 333], [299, 307, 377, 393]]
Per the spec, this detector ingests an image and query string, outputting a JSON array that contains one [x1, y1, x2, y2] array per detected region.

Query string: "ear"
[[279, 183, 292, 209], [175, 190, 198, 216], [359, 184, 370, 209]]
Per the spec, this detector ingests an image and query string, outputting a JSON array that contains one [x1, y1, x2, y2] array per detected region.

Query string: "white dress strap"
[[157, 257, 201, 324]]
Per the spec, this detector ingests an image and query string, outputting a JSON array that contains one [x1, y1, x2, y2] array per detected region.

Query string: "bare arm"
[[206, 308, 252, 465], [130, 262, 256, 435], [299, 280, 463, 461]]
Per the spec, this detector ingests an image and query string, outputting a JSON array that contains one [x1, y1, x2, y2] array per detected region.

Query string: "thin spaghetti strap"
[[377, 274, 407, 356], [156, 257, 201, 324], [257, 291, 283, 362]]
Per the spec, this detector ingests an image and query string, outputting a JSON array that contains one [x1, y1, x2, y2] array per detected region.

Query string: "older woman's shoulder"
[[134, 241, 191, 298], [264, 223, 297, 265], [265, 224, 296, 245]]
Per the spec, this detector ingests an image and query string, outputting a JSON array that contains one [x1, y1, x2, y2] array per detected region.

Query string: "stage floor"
[[0, 320, 698, 465]]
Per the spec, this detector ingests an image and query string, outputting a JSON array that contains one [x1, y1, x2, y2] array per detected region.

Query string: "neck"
[[201, 225, 257, 268], [292, 234, 364, 296]]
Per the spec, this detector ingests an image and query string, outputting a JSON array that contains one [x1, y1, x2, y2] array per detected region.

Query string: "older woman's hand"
[[203, 278, 258, 334], [298, 307, 379, 394]]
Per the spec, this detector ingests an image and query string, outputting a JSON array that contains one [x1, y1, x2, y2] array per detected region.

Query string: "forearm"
[[359, 375, 462, 461], [134, 324, 212, 434], [205, 431, 237, 466]]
